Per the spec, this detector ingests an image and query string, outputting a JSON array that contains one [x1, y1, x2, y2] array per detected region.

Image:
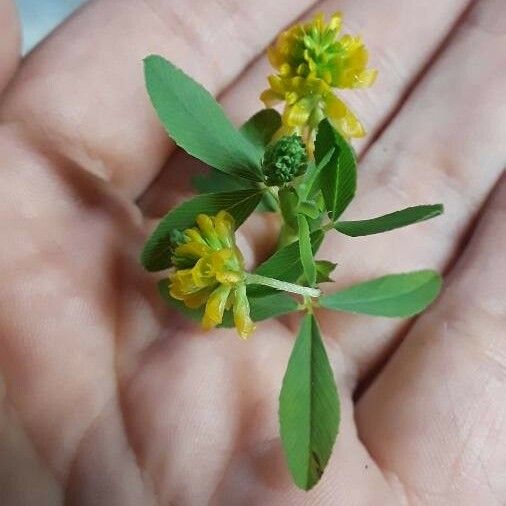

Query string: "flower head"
[[262, 134, 308, 186], [261, 12, 377, 148], [169, 211, 255, 338]]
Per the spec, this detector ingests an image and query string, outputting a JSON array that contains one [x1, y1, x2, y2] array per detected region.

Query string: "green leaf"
[[335, 204, 444, 237], [240, 108, 282, 152], [314, 119, 356, 220], [315, 260, 337, 283], [279, 314, 340, 490], [298, 214, 316, 286], [256, 191, 279, 212], [319, 270, 442, 317], [192, 109, 283, 196], [279, 187, 299, 231], [192, 170, 277, 211], [298, 147, 335, 201], [249, 230, 325, 297], [141, 189, 263, 271], [192, 169, 254, 194], [158, 279, 299, 325], [144, 55, 262, 181], [297, 201, 321, 220]]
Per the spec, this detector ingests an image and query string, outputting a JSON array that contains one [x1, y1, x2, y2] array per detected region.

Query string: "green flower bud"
[[261, 135, 308, 186]]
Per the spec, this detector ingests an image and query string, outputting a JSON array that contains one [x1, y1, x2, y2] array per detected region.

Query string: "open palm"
[[0, 0, 505, 504]]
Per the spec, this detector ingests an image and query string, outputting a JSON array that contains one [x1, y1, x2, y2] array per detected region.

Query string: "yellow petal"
[[214, 210, 235, 247], [174, 241, 210, 260], [202, 285, 231, 330], [209, 249, 233, 273], [191, 257, 215, 288], [260, 88, 282, 107], [170, 269, 200, 298], [279, 63, 292, 77], [267, 74, 285, 94], [324, 93, 366, 138], [233, 284, 255, 339], [216, 271, 242, 284], [185, 228, 207, 244], [183, 286, 215, 309], [356, 68, 378, 88], [196, 214, 220, 248], [328, 12, 342, 31], [283, 98, 312, 127]]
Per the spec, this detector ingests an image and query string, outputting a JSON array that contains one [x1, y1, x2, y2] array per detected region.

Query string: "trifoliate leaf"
[[319, 270, 442, 317], [335, 204, 444, 237], [279, 314, 340, 490], [144, 55, 262, 181], [141, 189, 262, 271]]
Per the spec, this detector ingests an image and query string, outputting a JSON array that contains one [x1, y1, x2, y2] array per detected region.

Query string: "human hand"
[[0, 0, 504, 504]]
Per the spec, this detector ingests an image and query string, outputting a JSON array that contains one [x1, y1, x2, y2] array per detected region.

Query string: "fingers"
[[122, 322, 400, 504], [0, 0, 21, 93], [0, 0, 316, 199], [315, 0, 506, 381], [356, 172, 506, 505], [139, 0, 472, 216]]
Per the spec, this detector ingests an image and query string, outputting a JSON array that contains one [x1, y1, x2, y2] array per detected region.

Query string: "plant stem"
[[244, 273, 320, 298], [322, 221, 335, 232]]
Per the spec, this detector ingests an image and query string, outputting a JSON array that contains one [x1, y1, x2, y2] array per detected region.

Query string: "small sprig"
[[140, 11, 444, 492]]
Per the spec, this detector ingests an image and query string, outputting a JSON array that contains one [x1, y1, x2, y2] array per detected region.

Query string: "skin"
[[0, 0, 504, 504]]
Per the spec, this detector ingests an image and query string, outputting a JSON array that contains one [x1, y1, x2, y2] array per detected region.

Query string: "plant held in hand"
[[140, 11, 444, 491]]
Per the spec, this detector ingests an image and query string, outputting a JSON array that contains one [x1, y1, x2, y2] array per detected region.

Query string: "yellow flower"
[[261, 12, 377, 147], [169, 211, 255, 338]]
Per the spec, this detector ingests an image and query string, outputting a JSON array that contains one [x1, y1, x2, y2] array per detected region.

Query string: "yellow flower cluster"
[[169, 211, 254, 338], [261, 12, 377, 148]]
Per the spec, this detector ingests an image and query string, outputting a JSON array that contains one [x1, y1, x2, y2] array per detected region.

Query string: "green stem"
[[244, 273, 320, 298], [322, 221, 335, 232]]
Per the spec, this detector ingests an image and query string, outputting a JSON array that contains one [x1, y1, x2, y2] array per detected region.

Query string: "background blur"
[[16, 0, 87, 53]]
